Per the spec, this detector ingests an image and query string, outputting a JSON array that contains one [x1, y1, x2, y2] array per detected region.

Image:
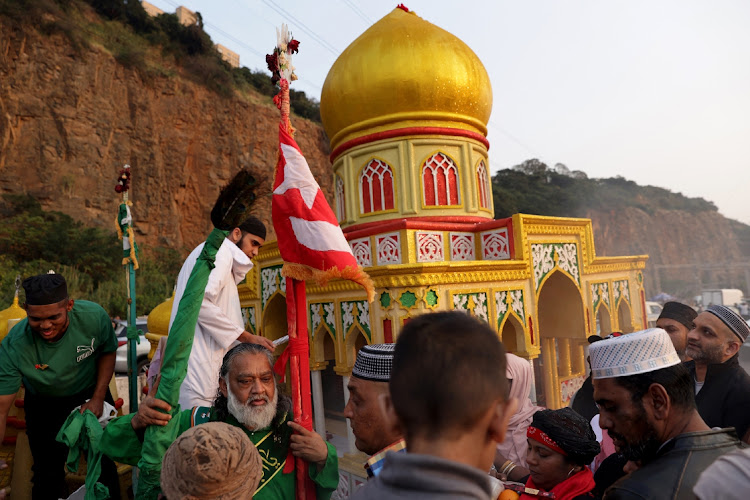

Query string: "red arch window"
[[423, 153, 460, 206], [359, 159, 395, 214], [476, 160, 490, 209]]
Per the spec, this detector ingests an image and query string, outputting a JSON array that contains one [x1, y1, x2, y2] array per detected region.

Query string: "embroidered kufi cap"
[[706, 305, 750, 343], [589, 328, 681, 379], [658, 302, 698, 330], [352, 343, 395, 382], [22, 272, 68, 305]]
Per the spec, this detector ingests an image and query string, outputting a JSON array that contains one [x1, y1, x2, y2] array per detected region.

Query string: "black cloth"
[[603, 429, 742, 499], [593, 453, 628, 498], [25, 385, 122, 500], [685, 354, 750, 439], [571, 375, 599, 423]]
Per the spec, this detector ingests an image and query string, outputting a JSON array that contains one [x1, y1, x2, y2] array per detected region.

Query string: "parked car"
[[645, 301, 663, 328], [114, 317, 150, 374]]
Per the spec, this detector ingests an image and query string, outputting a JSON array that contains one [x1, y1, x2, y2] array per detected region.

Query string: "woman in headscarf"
[[495, 353, 543, 470], [520, 407, 600, 500]]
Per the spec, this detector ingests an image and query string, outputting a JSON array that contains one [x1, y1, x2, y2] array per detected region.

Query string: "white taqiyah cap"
[[589, 328, 681, 379]]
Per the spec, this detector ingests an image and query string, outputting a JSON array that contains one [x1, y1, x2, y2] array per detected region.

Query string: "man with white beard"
[[101, 343, 339, 499]]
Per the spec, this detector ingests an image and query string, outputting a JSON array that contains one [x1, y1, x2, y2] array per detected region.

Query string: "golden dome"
[[0, 295, 26, 342], [321, 7, 492, 152], [147, 292, 174, 337]]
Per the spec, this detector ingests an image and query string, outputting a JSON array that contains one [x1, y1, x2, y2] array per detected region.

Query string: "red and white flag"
[[272, 123, 374, 301]]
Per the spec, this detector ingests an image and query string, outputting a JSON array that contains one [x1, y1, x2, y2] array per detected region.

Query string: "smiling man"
[[0, 273, 121, 499], [101, 343, 339, 499], [344, 343, 405, 477], [684, 305, 750, 442], [591, 328, 742, 499]]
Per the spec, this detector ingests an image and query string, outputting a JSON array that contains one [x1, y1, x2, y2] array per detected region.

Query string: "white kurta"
[[170, 238, 254, 409]]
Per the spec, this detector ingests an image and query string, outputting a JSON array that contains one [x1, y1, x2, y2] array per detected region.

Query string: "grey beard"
[[686, 342, 725, 364], [227, 388, 278, 431]]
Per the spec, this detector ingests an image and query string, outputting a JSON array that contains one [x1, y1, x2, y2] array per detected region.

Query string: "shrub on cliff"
[[0, 194, 181, 317]]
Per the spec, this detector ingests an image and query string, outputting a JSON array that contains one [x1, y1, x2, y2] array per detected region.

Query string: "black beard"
[[612, 429, 662, 464]]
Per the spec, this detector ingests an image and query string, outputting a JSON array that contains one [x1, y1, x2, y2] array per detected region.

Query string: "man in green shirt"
[[0, 273, 121, 499], [101, 342, 339, 499]]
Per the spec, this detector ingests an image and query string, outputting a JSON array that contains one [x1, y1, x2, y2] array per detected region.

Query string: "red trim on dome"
[[330, 127, 490, 162]]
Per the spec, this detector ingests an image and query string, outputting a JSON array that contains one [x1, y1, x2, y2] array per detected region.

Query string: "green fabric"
[[56, 409, 109, 500], [135, 228, 227, 499], [100, 405, 339, 500], [0, 300, 118, 397]]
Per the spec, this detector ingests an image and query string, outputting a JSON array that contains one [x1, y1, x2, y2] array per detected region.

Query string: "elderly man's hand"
[[288, 421, 328, 468], [131, 375, 172, 431]]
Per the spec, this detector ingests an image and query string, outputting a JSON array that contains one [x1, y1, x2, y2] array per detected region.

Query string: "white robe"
[[169, 238, 253, 409]]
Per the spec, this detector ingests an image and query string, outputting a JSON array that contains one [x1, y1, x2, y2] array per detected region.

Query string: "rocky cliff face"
[[0, 17, 331, 254], [588, 207, 748, 296]]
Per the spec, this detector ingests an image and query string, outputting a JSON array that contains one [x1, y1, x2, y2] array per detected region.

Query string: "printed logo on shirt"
[[76, 338, 96, 362]]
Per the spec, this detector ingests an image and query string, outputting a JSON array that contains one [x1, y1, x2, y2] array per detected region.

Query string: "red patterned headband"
[[527, 426, 567, 456]]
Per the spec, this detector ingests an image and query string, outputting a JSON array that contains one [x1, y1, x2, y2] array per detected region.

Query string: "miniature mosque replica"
[[0, 5, 650, 497]]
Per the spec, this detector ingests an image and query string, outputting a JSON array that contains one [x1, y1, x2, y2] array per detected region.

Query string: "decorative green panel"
[[341, 300, 371, 339], [494, 290, 525, 330], [531, 243, 581, 289], [452, 292, 489, 322], [260, 265, 285, 309], [310, 302, 336, 336]]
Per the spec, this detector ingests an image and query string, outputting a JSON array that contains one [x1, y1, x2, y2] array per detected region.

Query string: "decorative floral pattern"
[[309, 302, 336, 336], [495, 289, 525, 330], [341, 300, 371, 338], [531, 243, 580, 289], [453, 292, 489, 322], [481, 228, 510, 260], [350, 238, 372, 267], [591, 282, 611, 312], [450, 232, 475, 261], [377, 232, 401, 264], [613, 279, 631, 306], [261, 265, 285, 308], [416, 231, 444, 262], [241, 306, 256, 333]]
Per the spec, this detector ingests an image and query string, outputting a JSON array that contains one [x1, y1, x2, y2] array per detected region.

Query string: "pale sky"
[[147, 0, 750, 224]]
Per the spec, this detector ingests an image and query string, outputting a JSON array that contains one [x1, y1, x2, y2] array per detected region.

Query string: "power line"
[[260, 0, 339, 56], [340, 0, 372, 25], [487, 119, 538, 157]]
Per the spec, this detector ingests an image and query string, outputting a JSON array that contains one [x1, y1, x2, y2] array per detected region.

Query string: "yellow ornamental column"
[[0, 279, 26, 343]]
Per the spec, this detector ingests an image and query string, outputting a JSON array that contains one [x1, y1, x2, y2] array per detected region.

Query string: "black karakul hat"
[[658, 302, 698, 330], [352, 344, 395, 382], [22, 273, 68, 305]]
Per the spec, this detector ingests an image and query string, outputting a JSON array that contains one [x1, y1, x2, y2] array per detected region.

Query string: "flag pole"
[[268, 27, 315, 499], [114, 165, 141, 412]]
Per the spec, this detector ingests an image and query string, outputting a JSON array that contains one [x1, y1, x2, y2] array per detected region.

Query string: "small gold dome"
[[321, 7, 492, 152], [147, 292, 174, 337], [0, 296, 26, 342]]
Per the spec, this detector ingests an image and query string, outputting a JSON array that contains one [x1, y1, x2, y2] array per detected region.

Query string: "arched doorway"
[[536, 271, 587, 409], [262, 293, 288, 344], [617, 301, 634, 333], [596, 303, 612, 335], [501, 314, 525, 354]]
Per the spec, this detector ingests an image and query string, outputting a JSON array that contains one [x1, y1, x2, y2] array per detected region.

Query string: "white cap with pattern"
[[589, 328, 681, 379]]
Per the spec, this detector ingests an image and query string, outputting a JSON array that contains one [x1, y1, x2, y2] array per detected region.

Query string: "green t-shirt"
[[0, 300, 118, 397]]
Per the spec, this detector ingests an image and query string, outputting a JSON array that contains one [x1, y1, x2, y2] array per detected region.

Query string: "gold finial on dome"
[[0, 275, 26, 342], [321, 6, 493, 154]]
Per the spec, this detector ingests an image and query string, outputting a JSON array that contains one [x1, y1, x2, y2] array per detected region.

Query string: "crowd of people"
[[2, 207, 750, 499]]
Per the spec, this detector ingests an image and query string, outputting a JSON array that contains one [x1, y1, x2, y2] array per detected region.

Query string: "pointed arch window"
[[359, 159, 395, 214], [335, 174, 346, 221], [423, 153, 460, 206], [476, 160, 490, 209]]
